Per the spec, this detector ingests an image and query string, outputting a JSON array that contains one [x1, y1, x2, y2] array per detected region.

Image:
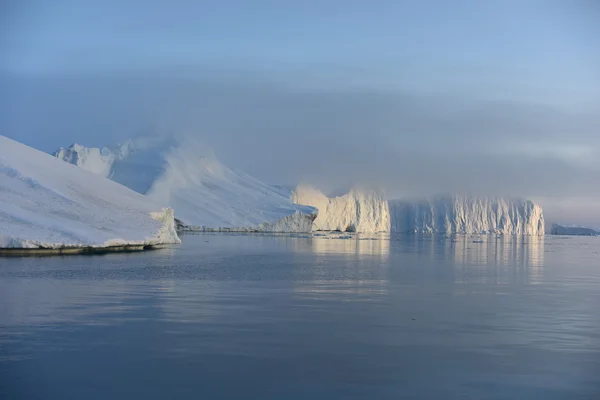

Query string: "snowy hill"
[[54, 137, 317, 232], [389, 195, 545, 235], [0, 136, 180, 249], [291, 185, 545, 235], [291, 184, 390, 233]]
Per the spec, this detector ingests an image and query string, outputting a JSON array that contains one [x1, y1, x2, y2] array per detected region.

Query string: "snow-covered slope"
[[54, 143, 119, 178], [1, 136, 180, 249], [53, 136, 173, 194], [54, 137, 317, 232], [389, 195, 545, 235], [291, 184, 390, 233]]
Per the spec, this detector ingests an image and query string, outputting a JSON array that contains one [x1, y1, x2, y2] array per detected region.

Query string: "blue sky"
[[1, 0, 600, 224]]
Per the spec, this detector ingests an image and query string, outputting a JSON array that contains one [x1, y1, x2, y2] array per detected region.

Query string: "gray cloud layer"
[[1, 72, 599, 225]]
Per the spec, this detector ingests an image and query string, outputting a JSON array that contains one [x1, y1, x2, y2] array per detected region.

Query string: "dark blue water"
[[1, 234, 599, 399]]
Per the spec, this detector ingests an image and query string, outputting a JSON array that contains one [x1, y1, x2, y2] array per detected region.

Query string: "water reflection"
[[310, 235, 390, 258], [290, 235, 390, 300], [292, 278, 388, 300], [389, 234, 543, 266], [385, 233, 545, 286], [3, 234, 600, 400], [449, 235, 544, 268], [0, 279, 150, 329], [448, 235, 545, 286], [0, 234, 547, 356]]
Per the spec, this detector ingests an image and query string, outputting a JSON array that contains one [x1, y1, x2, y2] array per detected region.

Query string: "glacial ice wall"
[[389, 195, 545, 235], [291, 184, 391, 233], [291, 186, 544, 235]]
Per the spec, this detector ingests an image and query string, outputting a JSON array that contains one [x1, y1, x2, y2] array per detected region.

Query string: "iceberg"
[[291, 185, 545, 235], [0, 136, 180, 251], [54, 137, 317, 232], [389, 195, 545, 235], [51, 136, 545, 236], [291, 184, 390, 233]]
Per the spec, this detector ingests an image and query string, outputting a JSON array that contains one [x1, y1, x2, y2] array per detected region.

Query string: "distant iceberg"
[[291, 185, 545, 235], [54, 137, 316, 232], [1, 136, 180, 251], [389, 195, 545, 235]]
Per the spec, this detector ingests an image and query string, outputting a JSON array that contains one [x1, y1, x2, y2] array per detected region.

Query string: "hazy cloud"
[[1, 71, 599, 224]]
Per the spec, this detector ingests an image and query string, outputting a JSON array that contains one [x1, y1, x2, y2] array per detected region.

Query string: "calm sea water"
[[1, 234, 599, 399]]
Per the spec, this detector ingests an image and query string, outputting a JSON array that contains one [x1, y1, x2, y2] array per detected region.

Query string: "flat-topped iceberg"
[[389, 195, 545, 235], [1, 136, 180, 250], [291, 185, 545, 235]]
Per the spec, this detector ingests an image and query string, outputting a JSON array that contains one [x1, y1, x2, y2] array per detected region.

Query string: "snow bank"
[[291, 184, 390, 233], [1, 136, 180, 249], [54, 137, 317, 232], [389, 195, 545, 235]]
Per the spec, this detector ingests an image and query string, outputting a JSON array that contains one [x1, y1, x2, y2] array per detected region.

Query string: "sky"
[[1, 0, 599, 225]]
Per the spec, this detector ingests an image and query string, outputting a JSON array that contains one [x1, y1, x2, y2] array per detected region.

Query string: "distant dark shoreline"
[[550, 224, 598, 236], [0, 244, 162, 257]]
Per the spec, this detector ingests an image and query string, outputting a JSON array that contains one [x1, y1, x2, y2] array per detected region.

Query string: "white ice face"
[[1, 136, 180, 249], [291, 184, 390, 233], [388, 195, 545, 235], [292, 185, 545, 235], [53, 136, 317, 232]]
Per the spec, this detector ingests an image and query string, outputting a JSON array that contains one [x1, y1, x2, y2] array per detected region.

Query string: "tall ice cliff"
[[389, 195, 544, 235], [291, 184, 390, 233], [291, 186, 544, 235]]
